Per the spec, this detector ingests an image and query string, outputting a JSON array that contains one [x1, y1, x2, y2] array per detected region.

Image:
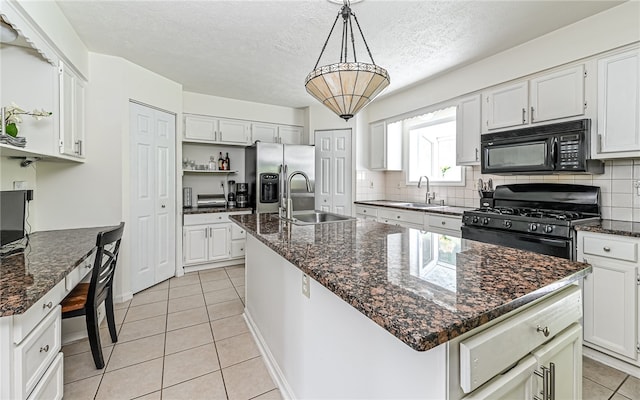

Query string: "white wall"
[[183, 91, 305, 127], [366, 1, 640, 123]]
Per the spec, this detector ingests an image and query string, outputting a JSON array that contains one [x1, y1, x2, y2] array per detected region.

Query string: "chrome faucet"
[[418, 175, 437, 204], [284, 171, 312, 220]]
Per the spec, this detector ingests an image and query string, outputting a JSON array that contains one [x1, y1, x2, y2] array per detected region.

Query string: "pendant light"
[[305, 0, 390, 121]]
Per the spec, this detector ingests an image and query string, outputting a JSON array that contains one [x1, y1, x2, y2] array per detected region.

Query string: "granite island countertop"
[[0, 227, 111, 317], [575, 219, 640, 238], [354, 200, 473, 216], [231, 213, 591, 351]]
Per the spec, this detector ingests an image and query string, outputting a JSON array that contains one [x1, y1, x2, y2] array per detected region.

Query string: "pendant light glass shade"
[[305, 1, 389, 121]]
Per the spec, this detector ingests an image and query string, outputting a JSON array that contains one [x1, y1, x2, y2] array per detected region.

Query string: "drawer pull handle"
[[441, 221, 446, 225], [603, 246, 611, 252], [43, 301, 53, 310], [536, 325, 550, 337], [40, 344, 50, 353]]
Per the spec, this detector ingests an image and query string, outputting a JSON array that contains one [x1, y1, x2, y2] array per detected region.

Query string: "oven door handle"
[[518, 235, 568, 248]]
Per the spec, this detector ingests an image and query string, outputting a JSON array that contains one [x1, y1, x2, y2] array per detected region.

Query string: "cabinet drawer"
[[583, 235, 637, 262], [428, 215, 462, 232], [26, 352, 63, 400], [184, 213, 230, 225], [231, 224, 246, 240], [377, 208, 419, 223], [459, 285, 581, 393], [231, 240, 246, 258], [15, 306, 62, 399], [65, 253, 94, 292], [13, 280, 65, 343], [355, 205, 378, 217]]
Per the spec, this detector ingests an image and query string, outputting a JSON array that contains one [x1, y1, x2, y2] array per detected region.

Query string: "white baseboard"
[[243, 310, 294, 400], [114, 291, 133, 305], [583, 346, 640, 378], [184, 259, 245, 274]]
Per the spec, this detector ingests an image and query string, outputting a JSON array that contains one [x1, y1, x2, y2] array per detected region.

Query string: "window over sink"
[[404, 106, 464, 185]]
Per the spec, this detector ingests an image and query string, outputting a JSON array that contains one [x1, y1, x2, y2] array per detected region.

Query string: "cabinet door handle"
[[534, 365, 550, 400], [522, 108, 526, 124], [441, 221, 446, 225], [43, 301, 53, 310], [40, 344, 50, 353], [531, 106, 535, 122], [603, 246, 611, 252], [475, 148, 479, 161]]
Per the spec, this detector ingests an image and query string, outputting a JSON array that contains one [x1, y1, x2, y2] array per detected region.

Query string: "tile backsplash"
[[356, 159, 640, 222]]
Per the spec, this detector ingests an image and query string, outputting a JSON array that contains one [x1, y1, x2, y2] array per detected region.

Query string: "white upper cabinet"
[[456, 94, 481, 165], [596, 46, 640, 158], [59, 60, 86, 158], [251, 122, 278, 143], [218, 118, 250, 145], [250, 123, 303, 144], [277, 125, 304, 144], [530, 65, 585, 123], [483, 65, 586, 132], [184, 115, 217, 141], [484, 81, 529, 130]]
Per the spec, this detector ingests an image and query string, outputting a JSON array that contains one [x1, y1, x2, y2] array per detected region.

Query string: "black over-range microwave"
[[481, 119, 604, 175]]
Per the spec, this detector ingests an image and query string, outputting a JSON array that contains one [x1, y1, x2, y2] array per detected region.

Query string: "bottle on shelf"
[[208, 156, 216, 170], [218, 152, 224, 170], [225, 152, 230, 170]]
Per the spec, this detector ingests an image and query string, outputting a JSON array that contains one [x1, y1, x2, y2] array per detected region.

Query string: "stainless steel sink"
[[389, 202, 444, 209], [288, 211, 355, 225]]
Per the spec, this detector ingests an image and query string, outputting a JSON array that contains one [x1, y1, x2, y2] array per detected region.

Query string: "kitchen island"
[[231, 214, 591, 399]]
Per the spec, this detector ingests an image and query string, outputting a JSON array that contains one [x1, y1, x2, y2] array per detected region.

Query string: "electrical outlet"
[[302, 273, 310, 298]]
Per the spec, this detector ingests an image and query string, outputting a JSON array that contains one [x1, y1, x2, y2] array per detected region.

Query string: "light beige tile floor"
[[62, 264, 281, 400], [62, 264, 637, 399]]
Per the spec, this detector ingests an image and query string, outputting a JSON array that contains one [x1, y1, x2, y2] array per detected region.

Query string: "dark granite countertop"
[[0, 227, 111, 317], [183, 206, 252, 215], [575, 219, 640, 238], [354, 200, 472, 216], [231, 214, 590, 352]]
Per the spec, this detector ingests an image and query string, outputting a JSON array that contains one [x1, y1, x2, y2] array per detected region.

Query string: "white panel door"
[[130, 102, 176, 294], [370, 122, 386, 170], [208, 225, 230, 261], [184, 115, 217, 141], [278, 126, 304, 144], [130, 104, 155, 292], [218, 119, 250, 144], [314, 130, 352, 216], [154, 111, 176, 282], [456, 94, 481, 165]]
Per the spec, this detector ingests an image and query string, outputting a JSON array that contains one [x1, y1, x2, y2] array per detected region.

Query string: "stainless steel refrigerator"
[[245, 142, 315, 213]]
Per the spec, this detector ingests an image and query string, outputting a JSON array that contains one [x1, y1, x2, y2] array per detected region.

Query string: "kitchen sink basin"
[[288, 211, 355, 225], [389, 202, 444, 209]]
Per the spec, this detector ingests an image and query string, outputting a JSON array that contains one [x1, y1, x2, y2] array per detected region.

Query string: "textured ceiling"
[[55, 0, 623, 109]]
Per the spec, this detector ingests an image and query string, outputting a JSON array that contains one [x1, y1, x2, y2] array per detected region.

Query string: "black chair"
[[61, 222, 125, 369]]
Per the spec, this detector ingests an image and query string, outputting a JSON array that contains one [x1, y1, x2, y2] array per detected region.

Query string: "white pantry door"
[[130, 101, 176, 293], [315, 129, 352, 215]]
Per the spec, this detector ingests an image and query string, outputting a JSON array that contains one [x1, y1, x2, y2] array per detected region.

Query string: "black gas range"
[[462, 183, 601, 260]]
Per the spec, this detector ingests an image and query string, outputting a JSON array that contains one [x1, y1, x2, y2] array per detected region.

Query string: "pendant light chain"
[[351, 13, 376, 65], [348, 9, 357, 62], [313, 11, 341, 70]]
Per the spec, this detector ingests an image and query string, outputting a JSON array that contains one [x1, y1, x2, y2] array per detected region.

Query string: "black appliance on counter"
[[481, 119, 604, 175], [236, 183, 248, 208], [462, 183, 601, 260]]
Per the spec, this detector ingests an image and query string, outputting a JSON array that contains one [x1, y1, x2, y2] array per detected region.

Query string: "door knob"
[[161, 205, 166, 208]]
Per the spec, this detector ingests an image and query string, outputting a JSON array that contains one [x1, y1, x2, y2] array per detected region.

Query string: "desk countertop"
[[0, 227, 112, 317]]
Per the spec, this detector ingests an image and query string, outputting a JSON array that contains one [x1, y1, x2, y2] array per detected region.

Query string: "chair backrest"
[[88, 222, 125, 309]]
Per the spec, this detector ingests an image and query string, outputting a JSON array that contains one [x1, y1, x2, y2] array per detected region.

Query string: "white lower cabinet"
[[426, 214, 462, 237], [376, 208, 423, 229], [578, 231, 639, 364], [355, 204, 462, 236], [183, 211, 250, 269], [27, 353, 63, 400]]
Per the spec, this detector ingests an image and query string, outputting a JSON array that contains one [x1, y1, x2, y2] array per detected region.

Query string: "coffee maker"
[[236, 183, 248, 208]]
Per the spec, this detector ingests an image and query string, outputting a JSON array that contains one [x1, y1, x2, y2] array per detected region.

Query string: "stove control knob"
[[481, 217, 490, 225], [504, 220, 512, 229], [472, 216, 479, 224], [529, 223, 538, 231], [544, 225, 554, 233]]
